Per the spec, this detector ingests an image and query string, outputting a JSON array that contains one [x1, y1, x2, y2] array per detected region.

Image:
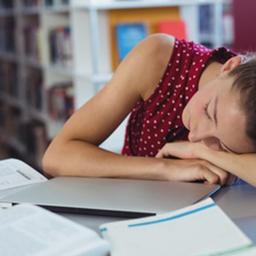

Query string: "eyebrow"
[[213, 96, 218, 127]]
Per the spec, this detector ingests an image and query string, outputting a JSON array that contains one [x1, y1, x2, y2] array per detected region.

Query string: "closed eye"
[[204, 103, 211, 120], [218, 143, 228, 152]]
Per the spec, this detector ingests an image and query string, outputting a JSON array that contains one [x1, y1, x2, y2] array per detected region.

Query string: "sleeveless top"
[[121, 38, 236, 157]]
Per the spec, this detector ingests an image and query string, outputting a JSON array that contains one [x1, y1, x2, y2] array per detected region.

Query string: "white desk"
[[60, 181, 256, 244]]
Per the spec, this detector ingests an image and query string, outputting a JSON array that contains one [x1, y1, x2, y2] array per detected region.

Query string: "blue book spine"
[[116, 23, 148, 62]]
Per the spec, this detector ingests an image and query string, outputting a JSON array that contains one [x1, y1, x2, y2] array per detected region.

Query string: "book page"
[[101, 198, 256, 256], [0, 204, 110, 256], [0, 158, 47, 192]]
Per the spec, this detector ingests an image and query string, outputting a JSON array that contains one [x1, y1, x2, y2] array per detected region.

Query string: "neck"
[[198, 61, 223, 90]]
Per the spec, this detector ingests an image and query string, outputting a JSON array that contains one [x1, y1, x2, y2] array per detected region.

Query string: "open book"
[[0, 204, 110, 256], [0, 158, 47, 199]]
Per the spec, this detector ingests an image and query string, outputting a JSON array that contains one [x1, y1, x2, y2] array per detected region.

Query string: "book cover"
[[158, 20, 188, 40], [116, 22, 148, 62]]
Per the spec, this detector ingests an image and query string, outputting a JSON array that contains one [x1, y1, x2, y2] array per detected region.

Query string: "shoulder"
[[135, 33, 175, 62], [110, 34, 175, 101], [143, 33, 175, 49], [143, 34, 175, 100], [127, 34, 176, 100]]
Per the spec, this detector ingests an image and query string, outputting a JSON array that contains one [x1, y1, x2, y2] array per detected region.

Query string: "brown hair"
[[229, 54, 256, 150]]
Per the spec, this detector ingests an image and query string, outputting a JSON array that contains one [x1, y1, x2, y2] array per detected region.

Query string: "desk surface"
[[60, 181, 256, 244]]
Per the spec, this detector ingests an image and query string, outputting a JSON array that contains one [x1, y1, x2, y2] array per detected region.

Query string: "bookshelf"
[[0, 0, 226, 170]]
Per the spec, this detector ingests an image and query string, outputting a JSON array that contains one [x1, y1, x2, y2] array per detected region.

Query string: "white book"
[[0, 204, 110, 256], [100, 198, 256, 256], [0, 158, 47, 199]]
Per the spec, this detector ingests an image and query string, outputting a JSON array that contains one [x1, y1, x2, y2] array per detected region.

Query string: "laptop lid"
[[0, 177, 220, 217]]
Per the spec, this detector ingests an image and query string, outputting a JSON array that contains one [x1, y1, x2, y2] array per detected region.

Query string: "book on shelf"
[[0, 61, 18, 97], [109, 7, 180, 70], [0, 105, 22, 142], [23, 24, 41, 63], [0, 17, 16, 53], [49, 26, 73, 68], [22, 0, 42, 8], [45, 0, 69, 7], [26, 69, 44, 110], [158, 20, 188, 40], [47, 82, 74, 122], [115, 22, 148, 62], [199, 5, 213, 37], [0, 0, 14, 9]]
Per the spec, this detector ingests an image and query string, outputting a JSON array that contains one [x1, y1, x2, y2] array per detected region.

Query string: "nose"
[[188, 127, 212, 143]]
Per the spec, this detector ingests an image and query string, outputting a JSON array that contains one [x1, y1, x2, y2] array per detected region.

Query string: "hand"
[[160, 158, 230, 186], [157, 141, 230, 186], [156, 141, 206, 159]]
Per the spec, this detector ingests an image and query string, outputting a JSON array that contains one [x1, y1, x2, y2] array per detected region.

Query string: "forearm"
[[43, 139, 230, 185], [43, 139, 166, 180], [199, 147, 256, 187]]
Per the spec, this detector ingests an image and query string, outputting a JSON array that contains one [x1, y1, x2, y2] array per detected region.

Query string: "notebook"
[[100, 198, 256, 256], [0, 177, 220, 217]]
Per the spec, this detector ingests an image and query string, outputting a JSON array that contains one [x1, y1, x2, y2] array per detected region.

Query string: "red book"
[[158, 20, 188, 40]]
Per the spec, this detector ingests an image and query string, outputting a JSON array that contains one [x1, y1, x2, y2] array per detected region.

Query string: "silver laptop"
[[0, 177, 220, 217]]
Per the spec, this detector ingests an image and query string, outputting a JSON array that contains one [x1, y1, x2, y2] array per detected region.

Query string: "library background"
[[0, 0, 254, 172]]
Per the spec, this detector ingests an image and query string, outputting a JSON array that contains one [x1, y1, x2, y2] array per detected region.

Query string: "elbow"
[[42, 146, 62, 178]]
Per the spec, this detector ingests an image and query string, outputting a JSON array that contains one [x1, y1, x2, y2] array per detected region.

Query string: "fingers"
[[156, 144, 182, 158], [156, 141, 201, 159], [162, 159, 230, 185], [156, 143, 177, 158], [199, 161, 229, 186], [157, 143, 230, 186], [156, 150, 165, 158]]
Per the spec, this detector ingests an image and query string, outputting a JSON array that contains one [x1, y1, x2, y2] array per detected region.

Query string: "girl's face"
[[182, 76, 254, 153]]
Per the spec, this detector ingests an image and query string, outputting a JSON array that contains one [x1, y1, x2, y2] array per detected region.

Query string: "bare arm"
[[201, 147, 256, 187], [43, 34, 229, 185], [157, 141, 256, 187], [43, 34, 173, 178]]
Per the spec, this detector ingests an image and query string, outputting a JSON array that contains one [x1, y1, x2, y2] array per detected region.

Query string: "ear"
[[220, 55, 242, 76]]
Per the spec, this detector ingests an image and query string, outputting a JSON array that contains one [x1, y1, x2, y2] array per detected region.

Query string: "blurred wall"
[[233, 0, 256, 52]]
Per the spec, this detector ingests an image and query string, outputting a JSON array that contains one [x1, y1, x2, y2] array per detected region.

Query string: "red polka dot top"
[[121, 38, 236, 157]]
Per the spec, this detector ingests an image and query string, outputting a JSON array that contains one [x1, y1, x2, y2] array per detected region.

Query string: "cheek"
[[186, 95, 205, 120]]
